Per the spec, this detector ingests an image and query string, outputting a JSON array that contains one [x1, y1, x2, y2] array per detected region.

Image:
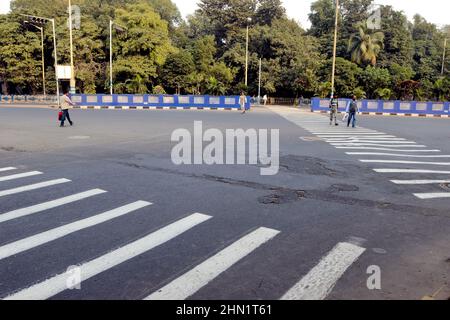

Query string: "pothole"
[[279, 155, 342, 177], [258, 189, 305, 205], [329, 184, 359, 192]]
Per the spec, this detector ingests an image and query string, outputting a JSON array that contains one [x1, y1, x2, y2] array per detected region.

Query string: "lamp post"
[[25, 22, 46, 95], [68, 0, 76, 93], [245, 17, 252, 87], [442, 38, 447, 75], [258, 58, 262, 105], [109, 20, 126, 95], [21, 14, 59, 106], [330, 0, 339, 97]]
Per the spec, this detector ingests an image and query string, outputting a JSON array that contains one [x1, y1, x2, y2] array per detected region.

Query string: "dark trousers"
[[61, 109, 72, 126], [347, 111, 356, 127]]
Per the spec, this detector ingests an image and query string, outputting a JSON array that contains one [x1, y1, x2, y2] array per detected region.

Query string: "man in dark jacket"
[[347, 95, 358, 128]]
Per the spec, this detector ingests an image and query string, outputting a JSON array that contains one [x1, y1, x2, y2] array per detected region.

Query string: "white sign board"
[[57, 66, 72, 79]]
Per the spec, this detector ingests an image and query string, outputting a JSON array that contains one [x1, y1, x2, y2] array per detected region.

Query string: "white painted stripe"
[[325, 137, 405, 141], [4, 213, 212, 300], [145, 227, 280, 300], [360, 160, 450, 166], [347, 153, 450, 158], [391, 180, 450, 185], [0, 189, 107, 224], [0, 167, 16, 173], [0, 171, 42, 182], [312, 132, 383, 135], [374, 169, 450, 174], [413, 193, 450, 199], [331, 143, 426, 148], [0, 179, 71, 198], [0, 201, 152, 261], [281, 242, 365, 300], [318, 135, 397, 138], [330, 141, 416, 144], [336, 147, 440, 152]]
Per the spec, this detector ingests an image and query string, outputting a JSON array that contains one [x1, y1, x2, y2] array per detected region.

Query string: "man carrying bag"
[[59, 90, 75, 127]]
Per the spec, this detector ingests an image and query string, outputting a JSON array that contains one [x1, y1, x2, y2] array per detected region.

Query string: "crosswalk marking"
[[0, 179, 71, 198], [331, 143, 426, 148], [0, 167, 17, 173], [413, 193, 450, 199], [280, 242, 365, 300], [347, 153, 450, 158], [325, 137, 406, 141], [320, 136, 399, 139], [335, 147, 439, 152], [374, 169, 450, 174], [360, 160, 450, 166], [3, 213, 212, 300], [331, 141, 416, 144], [391, 180, 450, 185], [0, 171, 43, 182], [0, 189, 107, 224], [311, 132, 384, 135], [145, 227, 280, 300], [0, 201, 152, 261]]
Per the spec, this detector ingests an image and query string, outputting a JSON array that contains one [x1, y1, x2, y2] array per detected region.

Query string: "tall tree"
[[348, 23, 384, 66]]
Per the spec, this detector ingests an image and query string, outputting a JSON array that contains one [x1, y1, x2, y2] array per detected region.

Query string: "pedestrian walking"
[[263, 94, 268, 106], [329, 94, 339, 126], [59, 90, 75, 127], [240, 92, 247, 114], [347, 95, 358, 128]]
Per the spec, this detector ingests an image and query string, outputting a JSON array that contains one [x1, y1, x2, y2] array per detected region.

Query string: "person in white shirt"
[[59, 90, 75, 127]]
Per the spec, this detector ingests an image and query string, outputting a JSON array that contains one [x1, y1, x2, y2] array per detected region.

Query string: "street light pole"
[[331, 0, 339, 97], [245, 18, 251, 87], [68, 0, 76, 93], [258, 58, 262, 105], [39, 26, 46, 96], [442, 38, 447, 75], [51, 18, 60, 106], [110, 20, 113, 95]]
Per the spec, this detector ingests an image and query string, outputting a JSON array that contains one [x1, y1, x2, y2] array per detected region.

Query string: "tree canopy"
[[0, 0, 448, 101]]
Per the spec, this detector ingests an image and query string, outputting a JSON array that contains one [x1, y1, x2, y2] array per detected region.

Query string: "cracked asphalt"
[[0, 105, 449, 300]]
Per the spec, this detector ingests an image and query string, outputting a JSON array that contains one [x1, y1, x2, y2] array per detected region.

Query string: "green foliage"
[[0, 0, 448, 101]]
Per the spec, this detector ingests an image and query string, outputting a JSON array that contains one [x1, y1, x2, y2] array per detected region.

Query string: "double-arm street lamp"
[[21, 14, 59, 106], [24, 22, 46, 95]]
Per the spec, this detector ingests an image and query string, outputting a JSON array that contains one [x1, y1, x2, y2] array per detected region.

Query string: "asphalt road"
[[0, 105, 449, 300]]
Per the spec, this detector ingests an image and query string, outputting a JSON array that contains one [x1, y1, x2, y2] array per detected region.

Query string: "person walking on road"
[[347, 95, 358, 128], [263, 94, 268, 106], [60, 90, 75, 127], [240, 92, 247, 114], [329, 94, 339, 126]]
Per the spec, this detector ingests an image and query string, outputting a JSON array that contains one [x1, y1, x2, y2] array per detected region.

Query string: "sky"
[[0, 0, 448, 29]]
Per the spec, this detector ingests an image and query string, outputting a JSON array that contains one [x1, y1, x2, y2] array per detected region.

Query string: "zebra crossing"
[[0, 166, 367, 300], [274, 110, 450, 201]]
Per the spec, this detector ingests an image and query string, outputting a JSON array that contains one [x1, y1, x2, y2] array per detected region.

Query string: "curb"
[[313, 110, 450, 118]]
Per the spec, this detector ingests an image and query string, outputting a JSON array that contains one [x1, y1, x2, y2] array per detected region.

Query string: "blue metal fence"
[[0, 94, 251, 111], [311, 98, 450, 116]]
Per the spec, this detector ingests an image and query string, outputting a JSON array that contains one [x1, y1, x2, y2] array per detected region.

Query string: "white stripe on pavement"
[[145, 227, 280, 300], [0, 189, 107, 224], [360, 160, 450, 166], [0, 167, 17, 172], [347, 153, 450, 158], [4, 213, 212, 300], [330, 143, 426, 148], [0, 171, 43, 182], [391, 180, 450, 185], [0, 179, 71, 197], [413, 193, 450, 199], [281, 242, 365, 300], [0, 201, 152, 261], [336, 147, 440, 152], [325, 137, 405, 141], [374, 169, 450, 174], [330, 141, 416, 144]]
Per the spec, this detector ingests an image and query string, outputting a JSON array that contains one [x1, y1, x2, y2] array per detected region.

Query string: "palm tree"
[[348, 24, 384, 66], [125, 75, 148, 94]]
